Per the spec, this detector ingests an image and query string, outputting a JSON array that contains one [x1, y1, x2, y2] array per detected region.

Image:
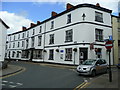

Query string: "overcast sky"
[[0, 0, 119, 34]]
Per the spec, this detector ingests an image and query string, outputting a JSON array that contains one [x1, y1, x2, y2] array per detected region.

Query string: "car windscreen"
[[82, 60, 96, 65]]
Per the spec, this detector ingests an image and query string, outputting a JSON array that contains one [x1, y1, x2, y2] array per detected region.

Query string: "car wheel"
[[92, 70, 96, 77]]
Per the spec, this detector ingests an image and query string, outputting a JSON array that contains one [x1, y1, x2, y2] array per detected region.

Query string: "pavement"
[[0, 64, 24, 77], [0, 61, 120, 89]]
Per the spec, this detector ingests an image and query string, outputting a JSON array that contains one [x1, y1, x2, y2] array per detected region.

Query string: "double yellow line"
[[74, 82, 90, 90]]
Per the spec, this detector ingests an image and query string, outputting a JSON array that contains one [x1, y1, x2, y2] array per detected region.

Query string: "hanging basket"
[[56, 49, 59, 52], [73, 48, 77, 52], [43, 50, 47, 52]]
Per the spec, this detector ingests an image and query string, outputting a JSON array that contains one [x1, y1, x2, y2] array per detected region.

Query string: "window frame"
[[65, 48, 72, 61], [67, 14, 71, 24], [49, 34, 54, 44], [95, 29, 103, 42], [49, 49, 54, 60], [65, 29, 73, 42], [95, 11, 103, 23]]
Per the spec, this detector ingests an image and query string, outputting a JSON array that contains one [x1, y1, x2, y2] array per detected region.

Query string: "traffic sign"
[[105, 41, 113, 50]]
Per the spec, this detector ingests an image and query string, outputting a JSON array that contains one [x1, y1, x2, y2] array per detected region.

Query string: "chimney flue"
[[96, 3, 100, 7], [66, 3, 74, 10], [30, 23, 36, 27], [51, 11, 57, 17], [22, 26, 26, 31], [37, 21, 41, 24]]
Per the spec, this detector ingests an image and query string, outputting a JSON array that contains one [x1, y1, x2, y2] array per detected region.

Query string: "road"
[[1, 61, 94, 89]]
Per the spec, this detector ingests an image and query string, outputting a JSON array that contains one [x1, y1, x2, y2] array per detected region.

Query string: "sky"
[[0, 0, 120, 34]]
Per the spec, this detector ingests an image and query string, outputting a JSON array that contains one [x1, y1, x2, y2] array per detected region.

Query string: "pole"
[[108, 49, 112, 82]]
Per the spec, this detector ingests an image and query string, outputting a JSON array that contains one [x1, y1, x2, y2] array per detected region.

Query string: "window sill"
[[95, 40, 104, 42], [48, 59, 54, 60], [64, 60, 72, 61], [95, 20, 104, 23], [65, 40, 73, 43]]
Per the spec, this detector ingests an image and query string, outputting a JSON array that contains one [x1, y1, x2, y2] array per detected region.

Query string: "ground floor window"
[[33, 50, 42, 59], [21, 50, 29, 58], [12, 51, 15, 57], [16, 51, 19, 58], [65, 48, 72, 61], [49, 49, 54, 60]]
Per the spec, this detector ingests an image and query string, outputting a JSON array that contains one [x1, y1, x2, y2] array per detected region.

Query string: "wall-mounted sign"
[[60, 50, 64, 53]]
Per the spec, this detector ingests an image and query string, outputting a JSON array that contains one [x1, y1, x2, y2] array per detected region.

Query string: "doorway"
[[79, 48, 88, 64]]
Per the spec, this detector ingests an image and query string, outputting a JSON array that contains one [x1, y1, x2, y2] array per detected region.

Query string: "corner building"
[[5, 3, 113, 65]]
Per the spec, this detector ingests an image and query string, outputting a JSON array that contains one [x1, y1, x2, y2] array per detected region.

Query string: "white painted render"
[[6, 4, 113, 65], [0, 20, 7, 61]]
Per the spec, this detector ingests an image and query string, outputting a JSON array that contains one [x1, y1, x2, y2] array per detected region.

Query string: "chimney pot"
[[51, 11, 57, 17], [66, 3, 74, 10], [31, 23, 36, 27], [37, 21, 41, 24], [96, 3, 100, 7], [22, 26, 26, 31]]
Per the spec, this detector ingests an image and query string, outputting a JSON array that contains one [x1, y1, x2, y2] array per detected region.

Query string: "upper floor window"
[[18, 34, 20, 39], [18, 42, 20, 47], [33, 29, 35, 35], [22, 41, 24, 47], [49, 34, 54, 44], [38, 36, 42, 46], [31, 37, 34, 47], [65, 48, 72, 61], [39, 26, 42, 33], [51, 21, 54, 29], [26, 39, 29, 48], [49, 49, 54, 60], [65, 29, 73, 42], [22, 33, 25, 38], [14, 35, 15, 40], [10, 36, 11, 41], [9, 43, 11, 48], [67, 14, 71, 24], [13, 42, 15, 48], [27, 31, 29, 37], [95, 29, 103, 42], [117, 18, 120, 22], [95, 11, 103, 22]]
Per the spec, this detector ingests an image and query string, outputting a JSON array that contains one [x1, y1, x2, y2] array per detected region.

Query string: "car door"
[[95, 60, 102, 74]]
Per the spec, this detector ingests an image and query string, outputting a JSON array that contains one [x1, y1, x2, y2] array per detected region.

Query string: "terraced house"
[[5, 3, 113, 65]]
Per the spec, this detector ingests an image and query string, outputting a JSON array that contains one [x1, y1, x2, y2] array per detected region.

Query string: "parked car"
[[77, 59, 108, 76]]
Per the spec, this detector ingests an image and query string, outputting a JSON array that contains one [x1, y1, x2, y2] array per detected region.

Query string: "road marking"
[[2, 80, 8, 83], [2, 84, 5, 86], [9, 85, 17, 88], [9, 82, 14, 84], [74, 82, 86, 90], [1, 67, 26, 79], [16, 83, 23, 85]]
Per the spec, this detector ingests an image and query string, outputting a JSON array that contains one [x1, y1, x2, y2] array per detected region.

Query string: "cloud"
[[0, 11, 34, 34], [32, 0, 119, 15]]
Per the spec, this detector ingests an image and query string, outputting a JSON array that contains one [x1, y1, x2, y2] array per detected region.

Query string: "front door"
[[79, 48, 88, 64]]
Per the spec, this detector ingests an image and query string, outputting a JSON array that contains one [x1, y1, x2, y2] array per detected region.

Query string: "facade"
[[112, 15, 120, 65], [5, 3, 113, 65], [0, 18, 9, 61]]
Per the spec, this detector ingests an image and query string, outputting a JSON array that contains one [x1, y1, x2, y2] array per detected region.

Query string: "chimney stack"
[[96, 3, 100, 7], [51, 11, 57, 17], [66, 3, 74, 10], [37, 21, 41, 24], [22, 26, 26, 31], [30, 23, 36, 27]]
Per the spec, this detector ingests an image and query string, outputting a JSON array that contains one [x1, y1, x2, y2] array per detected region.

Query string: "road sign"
[[105, 41, 113, 50]]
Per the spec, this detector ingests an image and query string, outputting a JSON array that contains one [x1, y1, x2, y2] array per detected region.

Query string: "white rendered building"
[[5, 3, 113, 65], [0, 19, 9, 61]]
